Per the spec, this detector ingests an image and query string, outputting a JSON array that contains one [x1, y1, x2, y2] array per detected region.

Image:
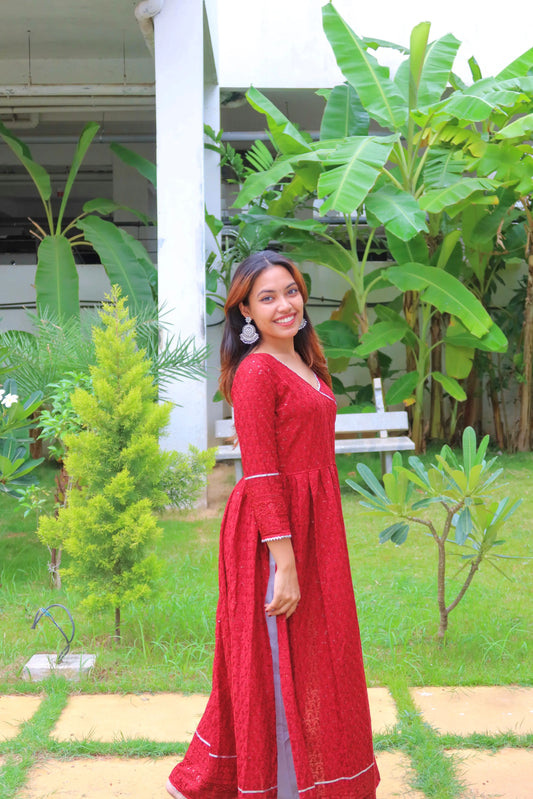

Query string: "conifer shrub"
[[38, 288, 172, 640]]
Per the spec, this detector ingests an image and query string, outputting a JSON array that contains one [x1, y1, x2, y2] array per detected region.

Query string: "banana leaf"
[[35, 235, 80, 321], [0, 121, 52, 218], [385, 263, 492, 338], [322, 4, 407, 131], [386, 231, 429, 265], [110, 142, 157, 187], [356, 320, 411, 357], [77, 216, 154, 310], [416, 33, 461, 107], [365, 185, 427, 241], [246, 87, 312, 155], [57, 121, 100, 231], [385, 372, 418, 404], [320, 83, 369, 139], [431, 371, 467, 401], [419, 178, 495, 214], [497, 47, 533, 79], [318, 135, 397, 214]]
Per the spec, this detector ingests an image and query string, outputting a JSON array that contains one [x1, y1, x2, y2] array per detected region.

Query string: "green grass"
[[0, 454, 532, 798]]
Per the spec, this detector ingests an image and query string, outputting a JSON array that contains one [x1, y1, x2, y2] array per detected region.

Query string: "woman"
[[167, 251, 379, 799]]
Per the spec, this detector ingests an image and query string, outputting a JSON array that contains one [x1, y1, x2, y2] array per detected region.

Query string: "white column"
[[204, 83, 223, 445], [154, 0, 207, 453]]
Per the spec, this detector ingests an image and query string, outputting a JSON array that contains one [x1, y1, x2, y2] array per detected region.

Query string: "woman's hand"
[[265, 538, 301, 618]]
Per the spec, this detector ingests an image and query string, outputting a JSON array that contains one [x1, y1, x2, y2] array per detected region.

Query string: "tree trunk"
[[437, 538, 448, 639], [114, 607, 121, 643], [486, 353, 506, 450], [49, 548, 62, 589], [462, 364, 481, 435], [412, 367, 426, 453], [516, 252, 533, 451], [404, 290, 420, 438], [366, 351, 381, 381], [429, 311, 444, 441]]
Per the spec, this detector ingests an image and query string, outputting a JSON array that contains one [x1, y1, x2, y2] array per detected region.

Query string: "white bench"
[[215, 377, 414, 480]]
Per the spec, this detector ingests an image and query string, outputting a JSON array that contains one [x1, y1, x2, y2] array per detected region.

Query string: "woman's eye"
[[288, 288, 298, 296], [260, 296, 273, 302]]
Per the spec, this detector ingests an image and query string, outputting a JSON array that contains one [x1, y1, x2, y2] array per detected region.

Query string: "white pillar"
[[154, 0, 207, 453], [204, 83, 223, 445]]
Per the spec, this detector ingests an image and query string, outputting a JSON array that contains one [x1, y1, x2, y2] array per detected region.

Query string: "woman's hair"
[[219, 250, 332, 402]]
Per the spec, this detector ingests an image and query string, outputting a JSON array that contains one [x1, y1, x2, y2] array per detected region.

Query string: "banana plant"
[[233, 7, 512, 445], [348, 427, 523, 637], [0, 121, 156, 320]]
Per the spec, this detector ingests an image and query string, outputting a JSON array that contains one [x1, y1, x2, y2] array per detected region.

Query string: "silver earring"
[[298, 318, 307, 331], [240, 316, 259, 345]]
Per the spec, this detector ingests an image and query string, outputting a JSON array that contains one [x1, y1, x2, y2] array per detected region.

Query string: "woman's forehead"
[[252, 265, 295, 292]]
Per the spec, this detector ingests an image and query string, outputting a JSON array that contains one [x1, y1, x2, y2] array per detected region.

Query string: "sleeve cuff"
[[261, 534, 292, 543]]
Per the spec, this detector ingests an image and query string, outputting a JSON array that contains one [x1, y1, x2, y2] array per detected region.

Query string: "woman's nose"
[[277, 294, 292, 310]]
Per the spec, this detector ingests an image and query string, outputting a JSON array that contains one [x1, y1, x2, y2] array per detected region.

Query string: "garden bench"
[[215, 377, 414, 481]]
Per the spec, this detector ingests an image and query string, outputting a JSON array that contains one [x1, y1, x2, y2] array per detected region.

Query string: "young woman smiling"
[[167, 251, 379, 799]]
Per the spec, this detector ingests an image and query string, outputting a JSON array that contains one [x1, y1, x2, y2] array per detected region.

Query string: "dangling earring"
[[298, 318, 308, 331], [240, 316, 259, 345]]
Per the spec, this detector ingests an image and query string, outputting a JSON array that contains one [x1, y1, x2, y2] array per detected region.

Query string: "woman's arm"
[[265, 538, 300, 619]]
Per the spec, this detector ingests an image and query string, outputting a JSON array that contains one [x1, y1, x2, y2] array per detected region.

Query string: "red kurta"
[[169, 353, 379, 799]]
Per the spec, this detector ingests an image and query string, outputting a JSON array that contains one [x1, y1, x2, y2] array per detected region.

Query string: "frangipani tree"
[[348, 428, 522, 637]]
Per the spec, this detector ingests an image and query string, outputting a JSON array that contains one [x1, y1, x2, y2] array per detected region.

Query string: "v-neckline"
[[253, 351, 321, 392]]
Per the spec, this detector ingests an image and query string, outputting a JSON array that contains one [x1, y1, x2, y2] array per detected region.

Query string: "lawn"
[[1, 453, 532, 692], [0, 452, 532, 798]]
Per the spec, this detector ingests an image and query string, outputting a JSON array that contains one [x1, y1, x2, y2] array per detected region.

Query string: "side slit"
[[265, 552, 299, 799]]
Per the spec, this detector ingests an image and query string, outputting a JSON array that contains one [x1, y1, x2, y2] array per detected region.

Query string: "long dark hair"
[[219, 250, 332, 402]]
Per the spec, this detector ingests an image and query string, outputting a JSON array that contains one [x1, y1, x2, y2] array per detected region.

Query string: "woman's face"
[[239, 265, 304, 346]]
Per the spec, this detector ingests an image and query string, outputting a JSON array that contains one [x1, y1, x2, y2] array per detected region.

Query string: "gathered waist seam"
[[278, 465, 336, 477]]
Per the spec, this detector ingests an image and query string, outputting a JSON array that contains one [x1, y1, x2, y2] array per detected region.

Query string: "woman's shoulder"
[[232, 353, 277, 395]]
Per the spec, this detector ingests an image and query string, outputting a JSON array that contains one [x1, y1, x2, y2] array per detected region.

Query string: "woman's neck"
[[254, 340, 298, 361]]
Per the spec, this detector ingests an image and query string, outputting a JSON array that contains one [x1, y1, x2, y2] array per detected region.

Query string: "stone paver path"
[[2, 687, 533, 798], [448, 748, 533, 799], [49, 687, 397, 743], [411, 686, 533, 736], [0, 695, 42, 740], [19, 752, 423, 799], [52, 692, 208, 742]]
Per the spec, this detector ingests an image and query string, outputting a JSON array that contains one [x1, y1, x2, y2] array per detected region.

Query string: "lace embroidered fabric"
[[168, 353, 380, 799]]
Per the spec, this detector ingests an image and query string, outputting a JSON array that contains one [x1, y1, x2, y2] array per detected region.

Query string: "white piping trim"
[[196, 730, 237, 760], [245, 472, 280, 480], [238, 784, 277, 795], [209, 752, 237, 759], [318, 389, 336, 402], [298, 762, 375, 793], [261, 535, 291, 542]]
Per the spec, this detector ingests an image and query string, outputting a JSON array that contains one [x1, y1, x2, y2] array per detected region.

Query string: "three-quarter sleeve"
[[231, 357, 292, 542]]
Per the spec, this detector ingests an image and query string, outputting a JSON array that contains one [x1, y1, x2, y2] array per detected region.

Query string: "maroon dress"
[[169, 353, 379, 799]]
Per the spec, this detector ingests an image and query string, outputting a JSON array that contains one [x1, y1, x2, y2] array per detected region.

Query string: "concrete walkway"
[[1, 686, 532, 798]]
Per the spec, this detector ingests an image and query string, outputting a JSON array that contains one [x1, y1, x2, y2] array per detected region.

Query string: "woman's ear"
[[238, 301, 249, 318]]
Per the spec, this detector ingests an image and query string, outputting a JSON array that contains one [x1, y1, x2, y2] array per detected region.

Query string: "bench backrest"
[[215, 378, 408, 439], [334, 410, 408, 434]]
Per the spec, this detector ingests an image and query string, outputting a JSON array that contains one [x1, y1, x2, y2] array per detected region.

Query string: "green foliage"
[[0, 121, 156, 319], [0, 357, 44, 497], [348, 428, 524, 636], [37, 288, 172, 637], [161, 445, 217, 509], [0, 305, 207, 404], [38, 372, 92, 462], [227, 5, 533, 450]]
